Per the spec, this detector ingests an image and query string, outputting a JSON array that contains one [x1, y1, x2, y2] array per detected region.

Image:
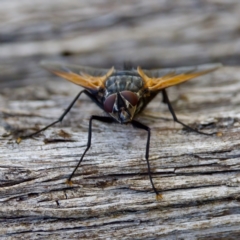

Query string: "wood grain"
[[1, 66, 240, 239], [0, 0, 240, 239]]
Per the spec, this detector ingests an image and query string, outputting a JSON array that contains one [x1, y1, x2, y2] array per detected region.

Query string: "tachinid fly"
[[18, 61, 222, 200]]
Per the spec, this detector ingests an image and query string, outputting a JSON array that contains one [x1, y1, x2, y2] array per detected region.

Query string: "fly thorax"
[[105, 73, 143, 94]]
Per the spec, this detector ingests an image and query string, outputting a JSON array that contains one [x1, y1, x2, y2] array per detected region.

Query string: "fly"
[[18, 61, 222, 200]]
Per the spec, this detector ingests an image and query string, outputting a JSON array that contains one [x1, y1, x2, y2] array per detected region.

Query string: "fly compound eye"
[[121, 91, 138, 106], [104, 94, 116, 112]]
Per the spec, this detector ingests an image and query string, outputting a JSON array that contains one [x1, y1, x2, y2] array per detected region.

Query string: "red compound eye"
[[121, 91, 138, 106], [104, 94, 116, 112]]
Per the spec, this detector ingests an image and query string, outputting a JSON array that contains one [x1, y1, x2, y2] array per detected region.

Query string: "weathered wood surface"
[[1, 0, 240, 89], [1, 0, 240, 239], [1, 66, 240, 239]]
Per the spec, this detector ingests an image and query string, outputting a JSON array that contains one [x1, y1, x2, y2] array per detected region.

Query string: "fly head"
[[103, 91, 139, 123]]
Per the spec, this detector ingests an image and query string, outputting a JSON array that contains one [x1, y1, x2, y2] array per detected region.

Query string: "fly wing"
[[138, 63, 222, 91], [40, 61, 115, 90]]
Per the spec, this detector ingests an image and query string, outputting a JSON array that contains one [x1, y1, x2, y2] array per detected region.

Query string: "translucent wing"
[[40, 61, 115, 90], [138, 63, 222, 91]]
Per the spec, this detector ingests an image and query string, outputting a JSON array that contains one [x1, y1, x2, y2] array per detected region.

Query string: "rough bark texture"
[[1, 1, 240, 239]]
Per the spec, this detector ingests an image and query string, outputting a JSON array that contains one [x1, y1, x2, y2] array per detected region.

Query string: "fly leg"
[[18, 89, 89, 141], [67, 115, 114, 183], [132, 120, 162, 200], [162, 89, 214, 136]]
